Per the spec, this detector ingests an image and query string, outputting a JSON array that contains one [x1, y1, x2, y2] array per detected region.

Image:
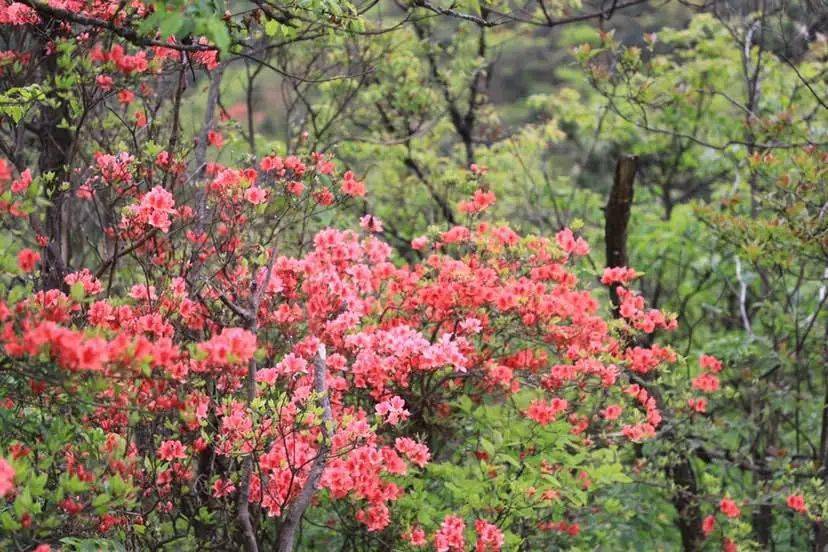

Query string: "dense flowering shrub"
[[0, 156, 707, 548]]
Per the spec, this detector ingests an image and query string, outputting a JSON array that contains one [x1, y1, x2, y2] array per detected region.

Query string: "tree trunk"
[[666, 460, 704, 552], [815, 319, 828, 551], [604, 154, 703, 551], [35, 26, 73, 291], [277, 347, 332, 552], [604, 155, 637, 311]]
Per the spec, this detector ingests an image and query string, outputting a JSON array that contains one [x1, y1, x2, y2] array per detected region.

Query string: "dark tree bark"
[[604, 155, 637, 311], [35, 26, 73, 291], [667, 459, 704, 552], [815, 320, 828, 552]]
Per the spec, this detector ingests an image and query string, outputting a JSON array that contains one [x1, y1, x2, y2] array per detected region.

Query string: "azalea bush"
[[0, 2, 694, 549], [0, 133, 699, 549]]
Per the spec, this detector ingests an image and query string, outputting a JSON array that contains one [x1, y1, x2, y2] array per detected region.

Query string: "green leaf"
[[109, 474, 127, 497], [159, 13, 184, 38], [264, 19, 282, 37], [0, 511, 21, 531], [70, 281, 85, 302], [91, 492, 111, 513], [64, 474, 89, 494], [13, 487, 33, 518], [206, 18, 231, 52], [29, 472, 48, 497], [480, 438, 495, 458]]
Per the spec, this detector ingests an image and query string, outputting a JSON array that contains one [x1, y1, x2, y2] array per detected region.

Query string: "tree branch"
[[18, 0, 217, 52], [277, 345, 332, 552]]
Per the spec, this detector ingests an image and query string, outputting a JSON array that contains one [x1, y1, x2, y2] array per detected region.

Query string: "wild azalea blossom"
[[0, 458, 14, 497], [458, 188, 496, 214], [16, 248, 39, 273], [702, 514, 716, 535], [435, 515, 466, 551], [1, 215, 696, 542], [474, 519, 505, 551], [720, 497, 741, 518], [600, 266, 638, 285], [692, 371, 720, 393], [64, 269, 103, 296], [0, 1, 819, 549], [787, 494, 807, 513], [375, 396, 410, 425]]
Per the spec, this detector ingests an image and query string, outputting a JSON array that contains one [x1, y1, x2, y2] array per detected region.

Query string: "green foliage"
[[0, 84, 46, 124]]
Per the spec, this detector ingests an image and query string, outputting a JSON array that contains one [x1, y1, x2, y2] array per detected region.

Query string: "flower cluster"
[[691, 354, 723, 394], [458, 189, 496, 214], [123, 186, 177, 233]]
